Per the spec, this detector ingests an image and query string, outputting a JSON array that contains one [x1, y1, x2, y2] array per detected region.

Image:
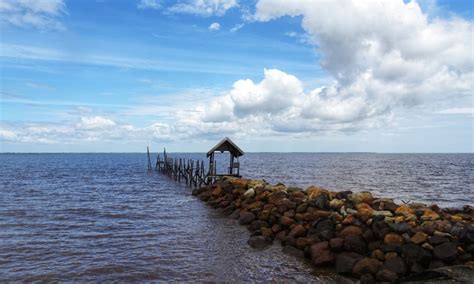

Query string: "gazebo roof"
[[206, 137, 244, 158]]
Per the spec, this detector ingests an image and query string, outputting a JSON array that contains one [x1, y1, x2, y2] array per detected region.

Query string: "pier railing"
[[153, 149, 209, 188]]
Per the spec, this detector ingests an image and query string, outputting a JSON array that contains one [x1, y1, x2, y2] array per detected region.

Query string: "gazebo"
[[207, 137, 244, 179]]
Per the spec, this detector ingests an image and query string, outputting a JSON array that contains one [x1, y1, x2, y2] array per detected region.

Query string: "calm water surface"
[[0, 153, 472, 282]]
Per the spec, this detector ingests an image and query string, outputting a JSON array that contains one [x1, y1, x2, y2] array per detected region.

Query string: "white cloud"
[[167, 0, 238, 17], [0, 0, 66, 30], [239, 0, 474, 129], [137, 0, 161, 10], [230, 23, 244, 32], [208, 22, 220, 31], [76, 116, 116, 130], [0, 129, 17, 141]]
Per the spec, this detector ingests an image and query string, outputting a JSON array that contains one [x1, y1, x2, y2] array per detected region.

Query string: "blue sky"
[[0, 0, 473, 152]]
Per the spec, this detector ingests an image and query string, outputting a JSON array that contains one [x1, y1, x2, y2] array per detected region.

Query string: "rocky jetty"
[[192, 177, 474, 283]]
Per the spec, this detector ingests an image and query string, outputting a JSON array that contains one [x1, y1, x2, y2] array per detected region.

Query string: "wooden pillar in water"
[[147, 146, 152, 172]]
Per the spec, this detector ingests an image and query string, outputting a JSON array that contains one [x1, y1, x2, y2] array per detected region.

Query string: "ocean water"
[[0, 153, 472, 282]]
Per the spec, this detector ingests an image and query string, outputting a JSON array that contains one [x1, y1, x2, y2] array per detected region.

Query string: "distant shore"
[[193, 177, 474, 283]]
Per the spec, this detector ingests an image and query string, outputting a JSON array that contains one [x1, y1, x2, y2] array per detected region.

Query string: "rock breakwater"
[[192, 177, 474, 283]]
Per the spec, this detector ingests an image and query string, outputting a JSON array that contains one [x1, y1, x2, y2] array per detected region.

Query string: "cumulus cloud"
[[137, 0, 161, 10], [232, 0, 474, 130], [76, 116, 116, 130], [167, 0, 238, 17], [208, 22, 220, 31], [0, 0, 66, 30]]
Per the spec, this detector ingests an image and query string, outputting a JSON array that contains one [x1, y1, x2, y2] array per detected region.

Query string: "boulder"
[[344, 235, 368, 254], [243, 188, 255, 199], [411, 231, 428, 245], [388, 222, 410, 234], [360, 273, 375, 284], [384, 233, 404, 245], [339, 225, 363, 238], [329, 238, 344, 252], [330, 198, 344, 209], [307, 186, 329, 199], [313, 249, 336, 266], [275, 230, 287, 241], [421, 209, 440, 221], [335, 252, 363, 274], [310, 241, 329, 259], [268, 191, 288, 204], [401, 243, 432, 267], [395, 206, 417, 222], [296, 237, 311, 249], [357, 203, 375, 221], [371, 249, 385, 260], [231, 178, 249, 189], [351, 191, 374, 205], [211, 186, 223, 197], [309, 218, 335, 239], [352, 257, 380, 276], [248, 236, 272, 249], [335, 190, 353, 200], [280, 216, 295, 227], [261, 227, 273, 238], [288, 224, 306, 238], [433, 242, 458, 263], [372, 210, 393, 217], [310, 193, 330, 209], [239, 211, 256, 225], [282, 245, 305, 258], [295, 203, 308, 213], [382, 256, 407, 275], [376, 269, 398, 282]]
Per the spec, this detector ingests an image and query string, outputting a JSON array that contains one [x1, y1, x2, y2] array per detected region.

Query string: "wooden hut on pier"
[[207, 137, 244, 180]]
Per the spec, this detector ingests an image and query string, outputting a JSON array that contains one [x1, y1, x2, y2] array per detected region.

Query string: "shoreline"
[[192, 177, 474, 283]]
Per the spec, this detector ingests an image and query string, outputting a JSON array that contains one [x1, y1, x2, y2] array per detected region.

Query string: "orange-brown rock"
[[411, 231, 428, 245], [421, 209, 440, 221], [371, 249, 385, 260], [384, 233, 404, 245], [339, 225, 363, 238], [211, 186, 222, 197], [357, 203, 375, 221], [288, 224, 306, 238], [351, 191, 374, 205], [280, 216, 295, 226], [231, 178, 249, 189], [247, 201, 263, 210], [296, 237, 311, 249], [307, 186, 329, 200], [342, 214, 355, 225], [395, 206, 417, 222]]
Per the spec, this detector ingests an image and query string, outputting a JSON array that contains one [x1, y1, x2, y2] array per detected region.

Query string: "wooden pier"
[[149, 137, 244, 188]]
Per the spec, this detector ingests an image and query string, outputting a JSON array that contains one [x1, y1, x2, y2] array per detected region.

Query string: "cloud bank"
[[1, 0, 473, 147]]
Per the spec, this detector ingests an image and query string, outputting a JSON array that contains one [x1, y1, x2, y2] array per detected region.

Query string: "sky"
[[0, 0, 473, 153]]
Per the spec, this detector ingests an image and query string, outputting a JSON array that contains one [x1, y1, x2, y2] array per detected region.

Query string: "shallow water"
[[0, 153, 472, 281]]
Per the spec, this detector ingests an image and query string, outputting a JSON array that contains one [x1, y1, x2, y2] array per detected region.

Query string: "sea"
[[0, 153, 472, 282]]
